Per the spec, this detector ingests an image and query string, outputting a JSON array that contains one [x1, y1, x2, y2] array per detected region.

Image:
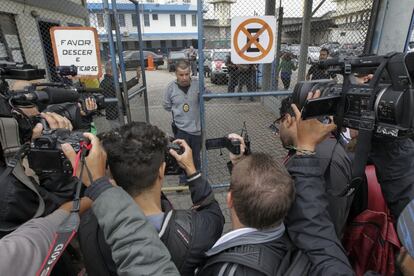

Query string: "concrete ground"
[[95, 64, 287, 233]]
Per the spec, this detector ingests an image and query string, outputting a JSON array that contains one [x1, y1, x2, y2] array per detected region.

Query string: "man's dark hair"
[[320, 47, 330, 55], [176, 60, 190, 71], [278, 96, 294, 120], [99, 122, 168, 197], [230, 153, 295, 229]]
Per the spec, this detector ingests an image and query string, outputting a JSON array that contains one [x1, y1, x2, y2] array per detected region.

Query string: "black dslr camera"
[[164, 142, 184, 175], [294, 52, 414, 138], [27, 128, 89, 174]]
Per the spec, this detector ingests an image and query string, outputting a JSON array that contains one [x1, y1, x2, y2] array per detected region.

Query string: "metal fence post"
[[102, 0, 125, 126], [198, 0, 208, 181], [297, 0, 313, 82], [130, 0, 150, 123], [111, 0, 132, 124], [262, 0, 276, 92], [273, 4, 284, 89]]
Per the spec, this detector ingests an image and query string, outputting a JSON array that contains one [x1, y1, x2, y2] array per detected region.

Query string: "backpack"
[[342, 165, 401, 276], [199, 236, 311, 276]]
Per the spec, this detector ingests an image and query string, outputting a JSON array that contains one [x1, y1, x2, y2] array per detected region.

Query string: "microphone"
[[11, 87, 80, 105]]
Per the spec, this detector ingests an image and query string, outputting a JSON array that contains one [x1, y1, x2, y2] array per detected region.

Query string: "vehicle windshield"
[[212, 51, 229, 60], [170, 52, 186, 59]]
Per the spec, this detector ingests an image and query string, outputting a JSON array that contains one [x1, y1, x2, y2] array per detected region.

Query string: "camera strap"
[[37, 142, 91, 276], [0, 117, 45, 232]]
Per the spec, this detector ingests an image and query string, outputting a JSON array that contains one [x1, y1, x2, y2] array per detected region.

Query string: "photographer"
[[78, 122, 224, 276], [0, 198, 92, 275], [100, 62, 139, 129], [273, 92, 353, 236], [0, 81, 78, 236]]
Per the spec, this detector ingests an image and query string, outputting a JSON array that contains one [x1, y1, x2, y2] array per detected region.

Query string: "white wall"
[[91, 12, 197, 35], [1, 0, 85, 69]]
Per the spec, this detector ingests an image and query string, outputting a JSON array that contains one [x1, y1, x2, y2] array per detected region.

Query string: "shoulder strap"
[[0, 117, 45, 232], [201, 243, 285, 276], [159, 209, 193, 271]]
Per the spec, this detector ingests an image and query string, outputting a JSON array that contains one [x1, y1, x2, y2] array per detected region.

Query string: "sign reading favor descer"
[[50, 27, 102, 78]]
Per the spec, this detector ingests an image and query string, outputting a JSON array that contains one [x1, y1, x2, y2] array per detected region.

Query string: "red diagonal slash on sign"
[[233, 18, 274, 62]]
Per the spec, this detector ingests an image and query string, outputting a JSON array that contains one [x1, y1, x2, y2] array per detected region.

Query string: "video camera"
[[205, 122, 251, 155], [0, 63, 105, 174], [293, 52, 414, 138]]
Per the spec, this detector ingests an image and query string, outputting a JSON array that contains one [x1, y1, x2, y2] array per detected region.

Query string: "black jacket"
[[99, 74, 138, 120], [370, 137, 414, 219], [197, 233, 294, 276], [285, 155, 355, 276], [0, 166, 77, 237], [79, 173, 224, 276]]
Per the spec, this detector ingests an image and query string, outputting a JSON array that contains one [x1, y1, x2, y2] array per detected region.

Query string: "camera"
[[293, 52, 414, 138], [27, 128, 89, 174], [205, 137, 241, 154], [165, 142, 184, 175]]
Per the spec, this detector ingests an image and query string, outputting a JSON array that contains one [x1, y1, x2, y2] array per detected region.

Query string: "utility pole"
[[273, 1, 283, 89], [297, 0, 313, 82], [262, 0, 276, 91]]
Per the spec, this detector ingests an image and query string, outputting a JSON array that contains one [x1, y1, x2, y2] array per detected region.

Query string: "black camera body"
[[296, 52, 414, 138], [27, 129, 87, 174], [205, 137, 241, 154], [164, 142, 184, 175]]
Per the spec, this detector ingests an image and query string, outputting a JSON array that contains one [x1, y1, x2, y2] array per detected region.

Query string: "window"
[[161, 40, 166, 48], [181, 14, 186, 27], [192, 14, 197, 26], [146, 41, 152, 48], [97, 14, 104, 27], [172, 40, 177, 47], [183, 0, 190, 3], [182, 40, 188, 47], [170, 14, 176, 26], [144, 14, 150, 26], [152, 14, 158, 20], [118, 14, 125, 27], [132, 14, 137, 26]]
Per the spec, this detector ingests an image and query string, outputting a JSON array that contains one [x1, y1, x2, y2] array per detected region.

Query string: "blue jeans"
[[175, 129, 201, 184]]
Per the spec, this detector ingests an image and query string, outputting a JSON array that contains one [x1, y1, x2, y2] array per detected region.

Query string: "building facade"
[[0, 0, 88, 80], [87, 0, 198, 56]]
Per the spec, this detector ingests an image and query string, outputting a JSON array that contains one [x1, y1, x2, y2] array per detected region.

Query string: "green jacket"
[[278, 59, 297, 74]]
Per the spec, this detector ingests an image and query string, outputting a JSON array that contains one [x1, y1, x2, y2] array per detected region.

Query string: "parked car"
[[123, 50, 164, 70], [167, 51, 188, 72], [320, 42, 340, 57], [208, 49, 230, 84]]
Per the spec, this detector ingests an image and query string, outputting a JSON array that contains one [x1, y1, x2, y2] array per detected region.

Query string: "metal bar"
[[161, 183, 230, 192], [111, 0, 132, 124], [364, 0, 381, 54], [198, 0, 208, 182], [203, 91, 292, 99], [211, 183, 230, 189], [128, 86, 147, 100], [262, 0, 276, 92], [102, 0, 125, 126], [297, 0, 313, 82], [311, 0, 327, 17], [274, 4, 284, 90], [130, 0, 150, 123]]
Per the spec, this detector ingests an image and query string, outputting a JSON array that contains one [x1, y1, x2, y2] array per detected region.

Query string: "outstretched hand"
[[61, 133, 107, 186], [227, 133, 246, 165], [169, 139, 196, 176], [291, 103, 336, 153]]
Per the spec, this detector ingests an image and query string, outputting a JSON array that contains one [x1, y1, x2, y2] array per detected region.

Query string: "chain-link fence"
[[0, 0, 149, 134], [199, 0, 375, 186]]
